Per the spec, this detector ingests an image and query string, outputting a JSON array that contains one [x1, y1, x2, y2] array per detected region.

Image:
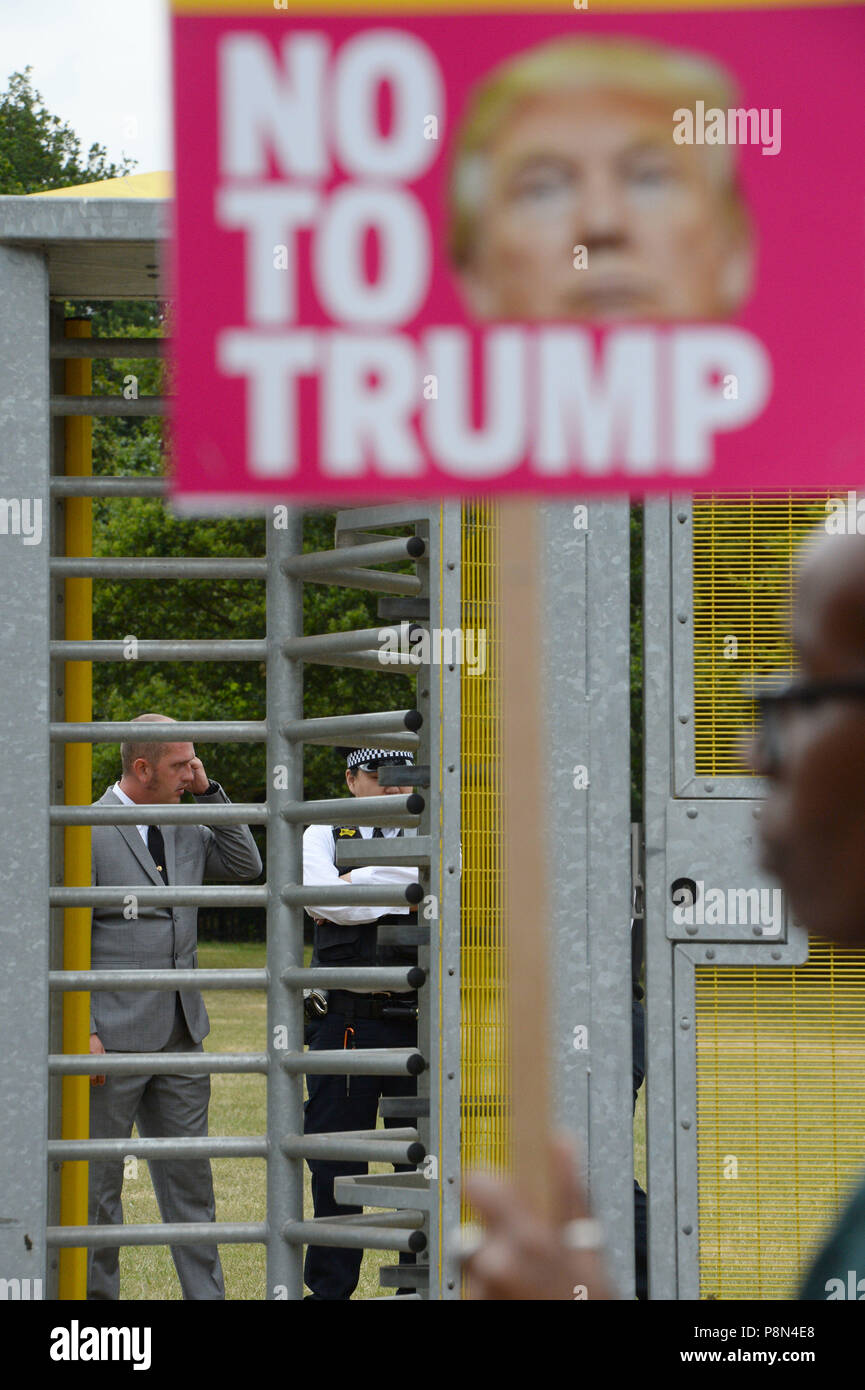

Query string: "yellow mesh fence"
[[459, 501, 509, 1218], [692, 491, 865, 1299], [455, 492, 865, 1299], [697, 943, 865, 1299], [693, 492, 833, 776]]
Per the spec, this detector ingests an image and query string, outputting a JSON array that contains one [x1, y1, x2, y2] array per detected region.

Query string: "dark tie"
[[147, 825, 169, 884], [372, 827, 384, 839]]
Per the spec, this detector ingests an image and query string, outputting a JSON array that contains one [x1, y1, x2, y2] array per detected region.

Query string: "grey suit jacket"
[[90, 783, 262, 1051]]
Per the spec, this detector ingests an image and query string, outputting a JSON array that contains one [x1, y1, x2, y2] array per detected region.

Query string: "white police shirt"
[[303, 822, 420, 994], [302, 821, 418, 925]]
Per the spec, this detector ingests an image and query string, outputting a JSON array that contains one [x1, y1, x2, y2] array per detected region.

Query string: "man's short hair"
[[448, 35, 745, 269], [120, 713, 177, 777]]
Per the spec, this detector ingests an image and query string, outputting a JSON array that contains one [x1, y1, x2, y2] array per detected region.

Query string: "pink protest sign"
[[169, 6, 865, 506]]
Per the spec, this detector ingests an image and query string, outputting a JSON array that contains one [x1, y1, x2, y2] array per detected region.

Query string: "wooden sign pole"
[[498, 497, 554, 1220]]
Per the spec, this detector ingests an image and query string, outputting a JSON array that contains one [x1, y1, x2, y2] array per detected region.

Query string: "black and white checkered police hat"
[[340, 747, 414, 772]]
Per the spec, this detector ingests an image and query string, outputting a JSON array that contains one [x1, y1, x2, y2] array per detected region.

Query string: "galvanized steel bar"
[[50, 1053, 269, 1076], [282, 709, 421, 743], [283, 626, 415, 672], [281, 537, 425, 575], [282, 1128, 417, 1145], [281, 794, 422, 826], [546, 501, 635, 1299], [51, 886, 267, 907], [281, 564, 422, 597], [51, 719, 266, 742], [0, 196, 164, 245], [299, 651, 406, 673], [48, 1222, 267, 1248], [51, 395, 167, 416], [643, 499, 683, 1301], [379, 1267, 428, 1287], [52, 804, 267, 825], [266, 509, 304, 1300], [334, 835, 431, 867], [51, 557, 266, 579], [51, 477, 166, 498], [283, 627, 398, 657], [51, 969, 267, 992], [379, 1099, 429, 1119], [51, 338, 167, 358], [281, 966, 424, 990], [48, 1137, 268, 1161], [281, 884, 420, 907], [283, 720, 421, 747], [333, 503, 436, 531], [300, 1210, 424, 1229], [0, 244, 51, 1289], [282, 1222, 425, 1253], [434, 501, 466, 1297], [46, 301, 68, 1299], [51, 640, 267, 661], [333, 1172, 432, 1213], [283, 1049, 424, 1076], [377, 924, 428, 946], [281, 1136, 425, 1164], [672, 948, 701, 1300]]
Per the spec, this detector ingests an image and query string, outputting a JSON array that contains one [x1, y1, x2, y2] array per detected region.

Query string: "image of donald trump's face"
[[449, 38, 755, 322]]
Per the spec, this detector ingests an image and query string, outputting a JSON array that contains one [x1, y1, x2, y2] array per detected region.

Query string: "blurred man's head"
[[120, 713, 196, 804], [750, 532, 865, 946], [449, 37, 754, 322]]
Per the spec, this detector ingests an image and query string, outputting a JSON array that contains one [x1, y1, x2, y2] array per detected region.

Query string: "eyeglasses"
[[741, 676, 865, 770], [353, 761, 411, 774]]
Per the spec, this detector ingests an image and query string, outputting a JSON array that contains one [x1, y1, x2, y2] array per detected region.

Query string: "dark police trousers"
[[304, 1009, 418, 1300]]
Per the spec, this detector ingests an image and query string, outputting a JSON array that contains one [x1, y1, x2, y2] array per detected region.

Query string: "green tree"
[[0, 71, 418, 938], [89, 500, 415, 807], [0, 69, 414, 807], [0, 68, 133, 194]]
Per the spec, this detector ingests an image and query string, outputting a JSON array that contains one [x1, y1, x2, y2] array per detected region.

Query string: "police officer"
[[302, 747, 420, 1300]]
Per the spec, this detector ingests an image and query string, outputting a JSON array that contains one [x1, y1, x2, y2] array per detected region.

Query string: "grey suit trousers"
[[87, 997, 224, 1301]]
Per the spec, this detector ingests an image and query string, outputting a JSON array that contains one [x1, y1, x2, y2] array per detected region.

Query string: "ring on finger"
[[561, 1218, 604, 1252], [452, 1222, 485, 1265]]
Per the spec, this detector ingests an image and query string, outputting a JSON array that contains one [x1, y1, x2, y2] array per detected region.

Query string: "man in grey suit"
[[87, 713, 262, 1300]]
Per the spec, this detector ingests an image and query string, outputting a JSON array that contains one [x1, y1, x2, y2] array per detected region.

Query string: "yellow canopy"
[[29, 171, 173, 199]]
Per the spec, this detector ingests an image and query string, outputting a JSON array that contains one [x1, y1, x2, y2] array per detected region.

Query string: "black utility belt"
[[327, 990, 418, 1021]]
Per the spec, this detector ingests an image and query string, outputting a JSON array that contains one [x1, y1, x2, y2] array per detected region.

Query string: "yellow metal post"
[[59, 318, 93, 1299]]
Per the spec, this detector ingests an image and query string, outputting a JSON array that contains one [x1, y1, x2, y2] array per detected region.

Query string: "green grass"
[[117, 941, 650, 1299], [118, 942, 397, 1300], [694, 1030, 865, 1300], [635, 1084, 646, 1193]]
